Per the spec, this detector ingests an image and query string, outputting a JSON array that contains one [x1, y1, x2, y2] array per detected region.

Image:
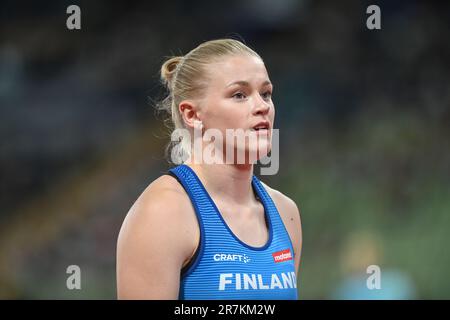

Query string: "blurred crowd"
[[0, 0, 449, 298]]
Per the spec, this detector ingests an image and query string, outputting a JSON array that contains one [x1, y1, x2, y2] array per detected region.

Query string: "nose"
[[252, 95, 270, 115]]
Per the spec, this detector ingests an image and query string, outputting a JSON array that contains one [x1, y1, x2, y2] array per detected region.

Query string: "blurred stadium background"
[[0, 0, 449, 299]]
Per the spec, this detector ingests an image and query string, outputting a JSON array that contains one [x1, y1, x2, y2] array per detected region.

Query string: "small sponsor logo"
[[213, 253, 251, 264], [272, 249, 293, 263]]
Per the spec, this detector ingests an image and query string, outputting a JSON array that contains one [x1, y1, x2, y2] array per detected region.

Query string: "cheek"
[[202, 108, 236, 130], [222, 114, 246, 130], [204, 102, 247, 129]]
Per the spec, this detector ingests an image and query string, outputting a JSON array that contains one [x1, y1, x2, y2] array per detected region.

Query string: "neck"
[[184, 160, 256, 206]]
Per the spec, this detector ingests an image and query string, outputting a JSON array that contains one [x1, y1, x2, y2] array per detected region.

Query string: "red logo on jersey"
[[272, 249, 293, 263]]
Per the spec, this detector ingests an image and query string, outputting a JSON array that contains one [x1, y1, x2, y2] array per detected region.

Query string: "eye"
[[232, 92, 247, 100], [261, 91, 272, 100]]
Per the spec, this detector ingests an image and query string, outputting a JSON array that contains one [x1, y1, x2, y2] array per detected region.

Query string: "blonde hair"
[[158, 38, 261, 164]]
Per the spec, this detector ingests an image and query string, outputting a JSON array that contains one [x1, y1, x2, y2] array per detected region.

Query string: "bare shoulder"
[[259, 181, 302, 258], [259, 181, 301, 221], [123, 174, 194, 227], [116, 173, 199, 295]]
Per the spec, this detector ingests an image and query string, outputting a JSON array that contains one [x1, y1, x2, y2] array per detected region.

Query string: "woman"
[[116, 39, 302, 299]]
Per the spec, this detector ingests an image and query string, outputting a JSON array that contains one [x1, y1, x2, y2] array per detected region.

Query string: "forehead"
[[207, 54, 269, 87]]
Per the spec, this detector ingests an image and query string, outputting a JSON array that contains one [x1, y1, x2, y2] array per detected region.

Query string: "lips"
[[251, 121, 270, 131]]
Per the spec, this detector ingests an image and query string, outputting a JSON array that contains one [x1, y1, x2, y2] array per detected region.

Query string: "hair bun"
[[161, 56, 183, 89]]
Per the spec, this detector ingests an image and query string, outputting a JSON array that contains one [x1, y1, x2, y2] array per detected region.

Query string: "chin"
[[246, 143, 272, 163], [222, 136, 272, 164]]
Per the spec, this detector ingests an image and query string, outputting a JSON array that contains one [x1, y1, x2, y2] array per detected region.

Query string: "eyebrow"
[[226, 80, 272, 88]]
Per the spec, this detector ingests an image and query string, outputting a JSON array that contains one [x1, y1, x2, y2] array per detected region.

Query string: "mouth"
[[250, 121, 270, 132]]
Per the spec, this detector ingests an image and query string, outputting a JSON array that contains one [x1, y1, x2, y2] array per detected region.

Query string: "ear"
[[179, 100, 202, 129]]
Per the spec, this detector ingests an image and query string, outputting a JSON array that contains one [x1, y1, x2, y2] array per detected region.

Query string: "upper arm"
[[116, 182, 197, 299], [281, 197, 302, 275]]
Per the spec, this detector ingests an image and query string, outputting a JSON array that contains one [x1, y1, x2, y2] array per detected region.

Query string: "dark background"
[[0, 0, 449, 299]]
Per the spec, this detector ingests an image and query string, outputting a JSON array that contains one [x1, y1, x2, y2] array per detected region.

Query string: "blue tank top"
[[168, 164, 298, 300]]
